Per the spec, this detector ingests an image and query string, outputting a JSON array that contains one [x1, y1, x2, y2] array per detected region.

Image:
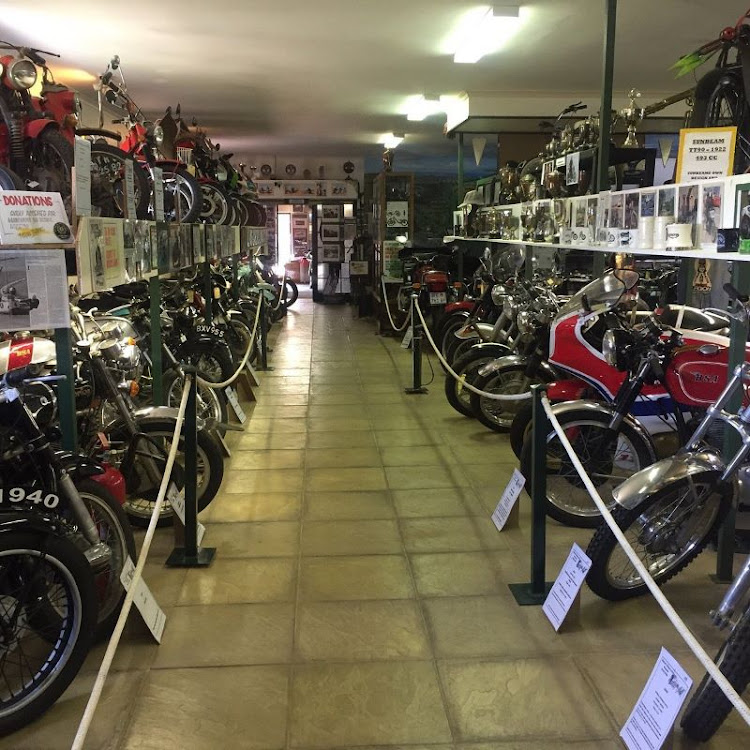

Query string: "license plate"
[[195, 325, 224, 337], [429, 292, 447, 305]]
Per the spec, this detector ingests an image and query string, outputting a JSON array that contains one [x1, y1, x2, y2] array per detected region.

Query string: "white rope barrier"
[[540, 395, 750, 728], [72, 376, 193, 750], [196, 295, 262, 390], [415, 304, 532, 402], [380, 276, 412, 333]]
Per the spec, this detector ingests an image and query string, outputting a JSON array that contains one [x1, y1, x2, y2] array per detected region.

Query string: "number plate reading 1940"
[[0, 488, 60, 508], [195, 324, 224, 337]]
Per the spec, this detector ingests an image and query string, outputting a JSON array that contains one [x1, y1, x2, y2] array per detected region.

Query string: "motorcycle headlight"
[[8, 58, 37, 90], [602, 329, 617, 366], [516, 310, 534, 335], [153, 125, 165, 146], [491, 285, 506, 307], [503, 296, 516, 317]]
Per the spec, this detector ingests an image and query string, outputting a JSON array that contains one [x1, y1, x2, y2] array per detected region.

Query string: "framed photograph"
[[292, 216, 308, 229], [624, 191, 639, 229], [320, 204, 342, 222], [574, 198, 587, 228], [134, 221, 153, 276], [609, 193, 624, 228], [321, 223, 341, 241], [192, 223, 206, 264], [658, 186, 676, 218], [640, 190, 656, 218], [385, 201, 408, 228], [168, 223, 181, 270], [320, 243, 344, 262], [292, 227, 307, 241], [677, 184, 699, 225], [179, 224, 193, 268], [153, 222, 169, 274], [699, 182, 723, 248], [292, 204, 306, 214], [204, 224, 215, 260], [123, 220, 136, 280]]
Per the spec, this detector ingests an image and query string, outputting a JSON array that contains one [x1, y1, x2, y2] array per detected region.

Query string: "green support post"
[[203, 261, 213, 325], [509, 384, 554, 605], [405, 292, 428, 395], [457, 133, 465, 200], [595, 0, 617, 194], [54, 327, 78, 451], [149, 275, 163, 406], [525, 246, 534, 282]]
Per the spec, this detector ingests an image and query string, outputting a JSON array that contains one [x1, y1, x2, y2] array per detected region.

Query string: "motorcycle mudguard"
[[26, 118, 59, 140], [547, 379, 589, 401], [611, 449, 728, 510], [53, 449, 105, 480], [478, 354, 557, 380], [468, 342, 511, 356], [0, 510, 65, 537], [103, 405, 207, 433], [75, 127, 122, 142], [455, 322, 494, 340], [548, 399, 657, 464], [444, 302, 473, 314]]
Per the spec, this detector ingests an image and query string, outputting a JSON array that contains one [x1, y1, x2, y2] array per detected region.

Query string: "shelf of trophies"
[[445, 173, 750, 264]]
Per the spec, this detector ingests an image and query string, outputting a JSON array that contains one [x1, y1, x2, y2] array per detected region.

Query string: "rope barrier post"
[[405, 290, 428, 395], [166, 367, 216, 568], [509, 384, 554, 605]]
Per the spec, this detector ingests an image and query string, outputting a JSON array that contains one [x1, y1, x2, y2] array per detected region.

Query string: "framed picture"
[[168, 223, 181, 270], [320, 243, 344, 262], [179, 224, 193, 268], [640, 190, 656, 218], [624, 191, 639, 229], [658, 186, 676, 218], [699, 182, 723, 248], [320, 204, 342, 222], [292, 216, 307, 229], [321, 223, 341, 241], [292, 227, 307, 241], [608, 192, 624, 228], [292, 204, 306, 214], [192, 223, 206, 263], [677, 184, 699, 225]]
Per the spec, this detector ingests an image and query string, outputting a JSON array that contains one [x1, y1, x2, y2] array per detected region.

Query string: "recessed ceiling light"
[[448, 4, 523, 64], [404, 95, 443, 121], [380, 133, 405, 149]]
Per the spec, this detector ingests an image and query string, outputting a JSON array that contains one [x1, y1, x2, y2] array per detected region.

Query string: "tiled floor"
[[8, 295, 750, 749]]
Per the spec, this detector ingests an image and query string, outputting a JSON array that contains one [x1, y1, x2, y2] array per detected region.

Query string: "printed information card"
[[543, 543, 592, 631], [491, 468, 525, 531], [621, 648, 693, 750], [120, 557, 166, 643]]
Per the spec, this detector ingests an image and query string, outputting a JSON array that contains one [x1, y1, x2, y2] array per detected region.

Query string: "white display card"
[[152, 167, 165, 221], [120, 557, 166, 642], [620, 648, 693, 750], [167, 483, 207, 543], [543, 543, 592, 631], [401, 326, 413, 348], [74, 137, 92, 218], [0, 191, 72, 245], [225, 385, 247, 423], [125, 160, 137, 220], [491, 468, 525, 531]]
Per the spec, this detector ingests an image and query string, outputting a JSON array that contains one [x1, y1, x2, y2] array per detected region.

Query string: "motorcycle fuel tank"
[[0, 335, 56, 375]]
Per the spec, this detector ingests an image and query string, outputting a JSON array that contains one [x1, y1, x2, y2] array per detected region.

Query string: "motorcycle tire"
[[121, 419, 225, 528], [163, 368, 228, 437], [445, 346, 507, 418], [690, 67, 749, 175], [184, 341, 235, 383], [227, 318, 254, 367], [519, 407, 655, 528], [154, 164, 202, 223], [90, 143, 151, 219], [0, 532, 96, 735], [74, 479, 136, 639], [585, 470, 729, 600], [509, 401, 533, 460], [680, 607, 750, 742], [198, 180, 231, 224], [232, 195, 250, 226], [28, 129, 74, 218], [445, 333, 479, 368], [471, 362, 550, 433], [438, 313, 470, 360], [0, 164, 25, 190], [283, 279, 299, 308]]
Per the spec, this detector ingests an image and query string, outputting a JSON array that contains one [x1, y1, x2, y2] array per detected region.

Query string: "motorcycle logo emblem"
[[692, 371, 719, 384]]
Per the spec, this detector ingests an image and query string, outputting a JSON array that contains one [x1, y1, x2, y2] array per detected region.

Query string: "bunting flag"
[[472, 136, 487, 166], [658, 137, 673, 166]]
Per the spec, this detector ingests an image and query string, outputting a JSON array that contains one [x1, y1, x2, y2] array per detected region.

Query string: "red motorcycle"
[[0, 41, 72, 204]]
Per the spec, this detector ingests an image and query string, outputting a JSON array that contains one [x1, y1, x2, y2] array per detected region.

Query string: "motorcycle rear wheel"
[[0, 165, 24, 190], [198, 180, 231, 224], [445, 347, 504, 418], [585, 471, 729, 600], [163, 368, 228, 436], [90, 143, 151, 219], [680, 607, 750, 742], [28, 129, 74, 218], [519, 408, 654, 527]]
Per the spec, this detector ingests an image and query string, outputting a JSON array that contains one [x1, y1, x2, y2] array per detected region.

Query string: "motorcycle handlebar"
[[723, 282, 749, 303]]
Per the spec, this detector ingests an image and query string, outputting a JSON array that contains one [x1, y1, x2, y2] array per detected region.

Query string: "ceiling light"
[[449, 5, 522, 64], [404, 95, 442, 121], [380, 133, 404, 149]]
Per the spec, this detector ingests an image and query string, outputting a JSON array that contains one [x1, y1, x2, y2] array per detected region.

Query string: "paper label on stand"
[[167, 483, 207, 542], [491, 469, 525, 530], [120, 557, 166, 642], [74, 137, 92, 217], [401, 326, 413, 348], [620, 648, 692, 750], [543, 543, 592, 631], [245, 362, 261, 386], [225, 386, 247, 423], [152, 167, 165, 221], [124, 160, 137, 219]]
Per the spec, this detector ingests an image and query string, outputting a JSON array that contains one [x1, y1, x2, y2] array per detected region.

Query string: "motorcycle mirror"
[[192, 117, 198, 126], [581, 293, 592, 313], [111, 55, 120, 69], [105, 90, 118, 105], [214, 143, 221, 151], [176, 103, 181, 116]]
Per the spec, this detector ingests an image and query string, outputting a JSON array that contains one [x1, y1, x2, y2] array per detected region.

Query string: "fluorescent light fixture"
[[380, 133, 404, 149], [441, 93, 470, 132], [404, 95, 442, 121], [449, 5, 522, 64]]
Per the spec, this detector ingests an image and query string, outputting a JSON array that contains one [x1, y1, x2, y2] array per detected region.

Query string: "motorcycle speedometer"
[[9, 58, 37, 90]]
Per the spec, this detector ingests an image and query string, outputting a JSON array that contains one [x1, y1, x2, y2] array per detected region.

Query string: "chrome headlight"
[[490, 285, 506, 307], [516, 310, 534, 335], [503, 296, 516, 317], [9, 58, 37, 90], [153, 125, 165, 146], [602, 330, 617, 366]]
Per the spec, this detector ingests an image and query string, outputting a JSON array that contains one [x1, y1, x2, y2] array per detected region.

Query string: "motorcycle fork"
[[608, 360, 649, 433]]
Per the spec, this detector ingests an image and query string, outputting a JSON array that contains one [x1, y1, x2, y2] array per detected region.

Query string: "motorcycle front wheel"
[[163, 368, 228, 436], [0, 164, 24, 190], [519, 408, 655, 527], [0, 532, 96, 734], [90, 143, 151, 219], [680, 607, 750, 742], [198, 180, 231, 224], [283, 279, 299, 309], [152, 164, 202, 223], [28, 129, 74, 218], [585, 471, 729, 600], [444, 346, 508, 418]]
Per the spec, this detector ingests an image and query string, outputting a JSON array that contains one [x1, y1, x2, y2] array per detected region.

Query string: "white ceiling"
[[0, 0, 746, 164]]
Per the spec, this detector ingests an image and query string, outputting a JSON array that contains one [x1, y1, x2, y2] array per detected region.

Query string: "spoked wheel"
[[0, 165, 24, 190], [90, 143, 150, 219], [163, 368, 228, 436], [198, 180, 230, 224], [27, 129, 74, 218], [0, 533, 96, 734], [444, 348, 504, 418], [586, 472, 729, 600], [520, 408, 654, 528], [232, 195, 250, 226], [152, 164, 201, 223], [282, 279, 298, 309]]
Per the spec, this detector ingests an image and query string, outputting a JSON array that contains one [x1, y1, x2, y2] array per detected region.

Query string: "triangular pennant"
[[658, 137, 673, 166], [472, 137, 487, 166]]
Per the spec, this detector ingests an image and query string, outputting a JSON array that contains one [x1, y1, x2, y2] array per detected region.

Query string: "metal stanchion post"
[[148, 275, 163, 406], [405, 290, 428, 395], [203, 261, 213, 325], [54, 328, 77, 451], [258, 291, 273, 371], [166, 368, 216, 568], [509, 384, 554, 605]]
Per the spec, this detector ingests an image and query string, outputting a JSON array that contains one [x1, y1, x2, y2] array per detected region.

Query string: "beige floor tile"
[[222, 469, 304, 494], [249, 404, 309, 419], [392, 487, 477, 517], [245, 417, 308, 433], [306, 430, 378, 449], [203, 521, 299, 557], [304, 446, 381, 468], [178, 558, 295, 605], [309, 392, 366, 405], [307, 404, 369, 419], [304, 490, 394, 520], [253, 393, 309, 406], [226, 450, 304, 470], [401, 517, 507, 553], [296, 600, 430, 660], [374, 429, 440, 447], [307, 417, 372, 432], [9, 669, 147, 750], [379, 444, 456, 466], [300, 555, 414, 601], [306, 466, 387, 491], [439, 657, 612, 742], [207, 492, 301, 522], [153, 603, 293, 668], [455, 743, 621, 749], [301, 520, 402, 556], [410, 552, 513, 597], [290, 661, 451, 747], [462, 462, 519, 489], [236, 432, 306, 450], [386, 464, 469, 490], [123, 665, 288, 749]]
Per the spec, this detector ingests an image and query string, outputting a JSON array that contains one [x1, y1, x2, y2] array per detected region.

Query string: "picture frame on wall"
[[292, 204, 306, 214], [320, 243, 344, 262], [321, 223, 341, 241], [320, 204, 342, 222], [292, 216, 307, 229], [292, 228, 307, 241]]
